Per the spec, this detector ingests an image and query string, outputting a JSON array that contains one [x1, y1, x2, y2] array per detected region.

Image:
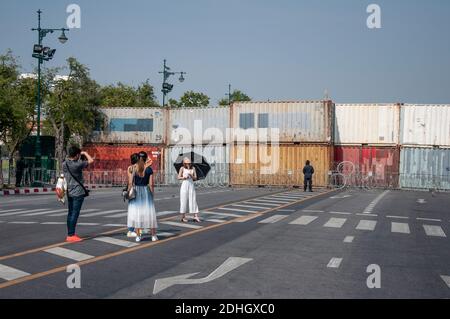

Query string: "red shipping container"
[[333, 146, 400, 188], [82, 144, 162, 172]]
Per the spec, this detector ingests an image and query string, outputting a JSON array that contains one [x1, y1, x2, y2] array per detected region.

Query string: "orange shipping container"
[[230, 144, 332, 187]]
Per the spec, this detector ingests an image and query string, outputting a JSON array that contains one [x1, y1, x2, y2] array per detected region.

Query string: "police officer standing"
[[303, 160, 314, 192]]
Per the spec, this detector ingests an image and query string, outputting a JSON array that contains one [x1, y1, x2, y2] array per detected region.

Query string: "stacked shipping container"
[[230, 101, 334, 187], [165, 107, 230, 186], [399, 104, 450, 190], [333, 104, 401, 188]]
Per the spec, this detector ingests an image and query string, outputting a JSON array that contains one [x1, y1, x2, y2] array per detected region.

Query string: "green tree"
[[176, 90, 210, 108], [100, 80, 159, 107], [0, 50, 37, 182], [218, 89, 251, 106], [44, 57, 102, 171]]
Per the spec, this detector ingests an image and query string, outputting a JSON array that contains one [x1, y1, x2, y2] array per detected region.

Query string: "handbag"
[[65, 162, 90, 197], [127, 169, 137, 201]]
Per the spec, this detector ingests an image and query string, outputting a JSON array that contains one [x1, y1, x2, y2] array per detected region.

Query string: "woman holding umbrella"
[[178, 157, 200, 223]]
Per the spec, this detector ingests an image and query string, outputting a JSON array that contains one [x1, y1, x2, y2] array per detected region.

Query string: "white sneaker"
[[127, 231, 137, 238], [135, 236, 142, 242], [151, 235, 158, 242]]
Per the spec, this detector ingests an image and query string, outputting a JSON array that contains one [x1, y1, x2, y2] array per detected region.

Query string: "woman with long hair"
[[178, 157, 200, 223], [127, 151, 158, 242]]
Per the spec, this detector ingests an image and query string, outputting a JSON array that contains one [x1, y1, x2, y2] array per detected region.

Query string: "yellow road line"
[[0, 189, 335, 289]]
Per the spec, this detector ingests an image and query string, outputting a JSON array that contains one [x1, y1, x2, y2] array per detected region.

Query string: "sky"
[[1, 0, 450, 105]]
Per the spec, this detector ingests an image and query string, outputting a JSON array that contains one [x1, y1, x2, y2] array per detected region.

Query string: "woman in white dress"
[[178, 157, 200, 223], [127, 151, 158, 242]]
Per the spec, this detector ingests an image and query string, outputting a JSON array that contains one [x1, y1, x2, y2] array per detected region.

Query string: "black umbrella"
[[173, 152, 211, 180]]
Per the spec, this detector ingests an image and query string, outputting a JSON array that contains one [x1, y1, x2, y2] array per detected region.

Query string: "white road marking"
[[8, 221, 38, 224], [0, 209, 23, 214], [157, 211, 178, 217], [230, 204, 269, 210], [290, 215, 318, 225], [266, 196, 294, 202], [258, 215, 288, 224], [249, 199, 285, 205], [324, 218, 347, 228], [94, 236, 138, 247], [302, 209, 324, 213], [423, 225, 446, 237], [157, 232, 175, 237], [23, 208, 68, 216], [343, 236, 354, 243], [217, 207, 256, 213], [386, 215, 409, 220], [277, 209, 296, 212], [244, 201, 279, 207], [356, 220, 377, 231], [329, 211, 352, 215], [206, 219, 226, 223], [417, 199, 426, 204], [0, 208, 46, 217], [41, 222, 66, 225], [362, 190, 390, 214], [251, 198, 291, 204], [417, 218, 442, 222], [106, 212, 128, 218], [49, 208, 99, 217], [271, 195, 304, 199], [44, 247, 94, 261], [82, 210, 125, 217], [0, 264, 30, 281], [440, 275, 450, 288], [327, 258, 343, 268], [202, 211, 242, 218], [77, 223, 100, 226], [391, 222, 410, 234], [103, 224, 127, 227], [160, 221, 203, 229], [356, 213, 378, 217]]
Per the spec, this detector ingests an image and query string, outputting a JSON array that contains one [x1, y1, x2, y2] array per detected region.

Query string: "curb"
[[0, 185, 112, 196]]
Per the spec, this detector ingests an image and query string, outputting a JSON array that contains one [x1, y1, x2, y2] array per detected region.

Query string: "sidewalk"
[[0, 185, 113, 196]]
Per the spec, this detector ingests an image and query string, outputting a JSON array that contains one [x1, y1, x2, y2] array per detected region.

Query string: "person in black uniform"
[[15, 156, 26, 187], [303, 160, 314, 192]]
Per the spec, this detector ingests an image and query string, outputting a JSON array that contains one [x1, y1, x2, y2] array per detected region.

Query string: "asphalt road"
[[0, 186, 449, 298]]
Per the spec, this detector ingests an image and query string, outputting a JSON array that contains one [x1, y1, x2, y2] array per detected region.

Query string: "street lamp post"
[[31, 9, 69, 170], [158, 59, 186, 106]]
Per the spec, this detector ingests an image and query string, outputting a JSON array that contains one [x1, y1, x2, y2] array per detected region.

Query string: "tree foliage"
[[170, 90, 210, 108], [219, 89, 251, 106], [100, 80, 159, 107]]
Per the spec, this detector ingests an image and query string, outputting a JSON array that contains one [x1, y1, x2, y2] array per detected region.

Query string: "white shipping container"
[[168, 107, 229, 145], [400, 104, 450, 147], [334, 104, 400, 145], [164, 145, 230, 186], [90, 108, 166, 144], [231, 101, 333, 143]]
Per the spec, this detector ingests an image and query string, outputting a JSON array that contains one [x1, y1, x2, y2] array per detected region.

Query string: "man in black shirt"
[[303, 160, 314, 192]]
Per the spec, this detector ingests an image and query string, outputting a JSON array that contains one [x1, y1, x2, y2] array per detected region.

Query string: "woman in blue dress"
[[127, 151, 158, 242]]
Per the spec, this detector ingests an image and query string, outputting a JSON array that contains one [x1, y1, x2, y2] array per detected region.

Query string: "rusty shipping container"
[[399, 147, 450, 190], [168, 107, 229, 145], [334, 104, 400, 145], [89, 107, 166, 144], [163, 145, 230, 186], [400, 104, 450, 147], [333, 146, 400, 188], [230, 144, 332, 187], [230, 101, 333, 144]]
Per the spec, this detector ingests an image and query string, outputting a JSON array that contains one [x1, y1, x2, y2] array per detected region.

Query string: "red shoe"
[[66, 235, 83, 242]]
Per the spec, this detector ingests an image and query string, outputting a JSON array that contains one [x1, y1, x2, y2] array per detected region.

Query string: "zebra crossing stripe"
[[0, 264, 30, 281], [157, 232, 175, 237], [327, 258, 343, 268], [231, 204, 269, 210], [44, 247, 94, 262], [24, 209, 67, 216], [49, 208, 99, 217], [82, 210, 125, 217], [440, 275, 450, 288], [245, 201, 279, 207], [0, 209, 24, 214], [206, 219, 227, 223], [391, 222, 410, 234], [106, 212, 128, 218], [202, 211, 242, 218], [160, 221, 203, 229], [356, 220, 377, 231], [41, 222, 66, 225], [248, 200, 283, 206], [0, 209, 46, 217], [8, 221, 38, 224], [94, 236, 138, 247], [259, 215, 288, 224], [343, 236, 354, 243], [423, 225, 446, 237], [290, 216, 318, 225], [302, 209, 324, 213], [254, 198, 291, 204], [324, 218, 347, 228], [217, 207, 256, 214]]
